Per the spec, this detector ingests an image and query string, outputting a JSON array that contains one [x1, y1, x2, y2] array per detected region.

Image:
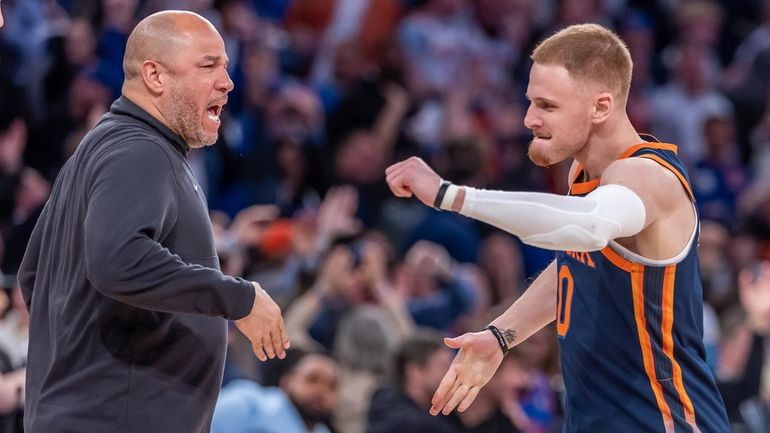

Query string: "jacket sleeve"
[[83, 139, 254, 319]]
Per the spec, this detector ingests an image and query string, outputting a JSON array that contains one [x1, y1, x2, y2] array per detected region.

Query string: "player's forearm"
[[488, 261, 557, 350], [439, 183, 645, 252]]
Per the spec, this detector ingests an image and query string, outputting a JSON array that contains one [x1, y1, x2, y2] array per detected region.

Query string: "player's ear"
[[592, 92, 613, 124]]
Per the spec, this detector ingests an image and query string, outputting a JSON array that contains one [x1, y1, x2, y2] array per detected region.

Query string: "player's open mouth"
[[207, 104, 222, 124]]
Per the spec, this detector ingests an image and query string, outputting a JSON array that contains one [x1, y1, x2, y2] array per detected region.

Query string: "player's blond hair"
[[531, 23, 632, 103]]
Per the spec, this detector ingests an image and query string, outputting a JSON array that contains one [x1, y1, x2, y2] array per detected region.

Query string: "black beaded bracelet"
[[485, 325, 510, 356], [433, 180, 452, 210]]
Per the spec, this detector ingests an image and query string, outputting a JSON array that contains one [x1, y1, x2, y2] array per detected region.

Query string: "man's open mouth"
[[207, 104, 223, 123]]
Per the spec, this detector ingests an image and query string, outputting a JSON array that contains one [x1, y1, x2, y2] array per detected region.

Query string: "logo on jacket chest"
[[565, 250, 596, 268]]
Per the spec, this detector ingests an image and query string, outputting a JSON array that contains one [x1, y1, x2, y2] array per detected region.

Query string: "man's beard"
[[527, 140, 553, 167], [289, 394, 332, 428], [168, 85, 217, 148]]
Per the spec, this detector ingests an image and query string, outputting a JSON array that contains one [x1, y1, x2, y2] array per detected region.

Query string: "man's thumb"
[[444, 335, 464, 349]]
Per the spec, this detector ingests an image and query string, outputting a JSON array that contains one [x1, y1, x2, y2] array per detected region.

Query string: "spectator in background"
[[212, 351, 340, 433], [651, 41, 734, 167], [92, 0, 140, 99], [367, 329, 460, 433], [369, 328, 523, 433], [477, 233, 524, 306], [0, 282, 26, 433], [723, 0, 770, 90], [309, 0, 401, 102], [511, 326, 561, 433], [692, 113, 750, 226], [454, 349, 525, 433], [392, 241, 476, 332], [716, 261, 770, 431], [41, 18, 102, 177], [618, 11, 658, 133], [397, 0, 479, 98], [748, 82, 770, 180], [285, 236, 413, 433]]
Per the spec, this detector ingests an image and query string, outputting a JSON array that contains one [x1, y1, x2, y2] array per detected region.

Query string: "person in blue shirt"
[[212, 352, 340, 433]]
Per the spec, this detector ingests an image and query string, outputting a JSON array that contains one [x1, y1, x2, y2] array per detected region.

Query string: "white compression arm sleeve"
[[459, 184, 646, 252]]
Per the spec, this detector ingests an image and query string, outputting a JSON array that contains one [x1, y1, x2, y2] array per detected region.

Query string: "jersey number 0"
[[557, 264, 574, 336]]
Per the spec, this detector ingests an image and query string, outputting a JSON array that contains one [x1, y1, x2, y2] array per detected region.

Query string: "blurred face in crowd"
[[413, 348, 453, 398], [524, 63, 594, 167], [66, 19, 97, 66], [160, 16, 234, 148], [281, 355, 339, 425], [102, 0, 139, 32], [487, 354, 531, 401]]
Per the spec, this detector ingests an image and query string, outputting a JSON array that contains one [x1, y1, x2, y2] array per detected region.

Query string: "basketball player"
[[385, 24, 729, 432]]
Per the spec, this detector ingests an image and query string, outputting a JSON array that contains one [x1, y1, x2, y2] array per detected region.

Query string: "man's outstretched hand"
[[430, 330, 504, 415]]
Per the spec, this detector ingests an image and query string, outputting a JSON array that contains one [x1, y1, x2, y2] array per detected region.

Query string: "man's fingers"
[[279, 320, 291, 350], [385, 171, 413, 198], [457, 386, 480, 412], [262, 335, 276, 359], [442, 384, 470, 415], [270, 329, 286, 360], [384, 160, 406, 176], [253, 343, 267, 362], [430, 369, 457, 415]]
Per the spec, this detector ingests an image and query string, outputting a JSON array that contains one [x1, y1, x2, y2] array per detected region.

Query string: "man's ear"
[[140, 60, 167, 95], [592, 92, 614, 124]]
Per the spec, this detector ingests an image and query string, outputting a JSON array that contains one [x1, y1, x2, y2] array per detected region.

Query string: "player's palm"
[[430, 331, 504, 416]]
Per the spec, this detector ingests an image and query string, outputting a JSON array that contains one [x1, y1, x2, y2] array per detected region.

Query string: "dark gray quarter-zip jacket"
[[18, 96, 255, 433]]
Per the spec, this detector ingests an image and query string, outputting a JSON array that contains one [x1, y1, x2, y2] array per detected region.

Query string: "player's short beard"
[[528, 140, 554, 167], [168, 83, 217, 149]]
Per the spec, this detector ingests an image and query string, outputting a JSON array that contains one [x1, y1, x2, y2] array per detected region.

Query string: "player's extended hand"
[[235, 282, 290, 361], [430, 330, 504, 416], [385, 157, 443, 207]]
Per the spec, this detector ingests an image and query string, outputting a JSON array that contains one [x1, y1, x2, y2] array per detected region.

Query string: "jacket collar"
[[109, 95, 191, 157]]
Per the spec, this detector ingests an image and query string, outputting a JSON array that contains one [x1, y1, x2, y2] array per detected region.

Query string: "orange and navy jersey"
[[555, 142, 729, 433]]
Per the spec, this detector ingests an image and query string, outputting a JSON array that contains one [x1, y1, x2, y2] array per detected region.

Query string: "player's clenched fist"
[[235, 282, 290, 361], [385, 157, 443, 206]]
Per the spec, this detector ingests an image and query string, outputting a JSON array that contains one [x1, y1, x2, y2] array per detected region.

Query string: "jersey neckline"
[[569, 142, 679, 195]]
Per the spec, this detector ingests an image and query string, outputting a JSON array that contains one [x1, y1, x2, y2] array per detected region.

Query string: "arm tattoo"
[[502, 328, 516, 346]]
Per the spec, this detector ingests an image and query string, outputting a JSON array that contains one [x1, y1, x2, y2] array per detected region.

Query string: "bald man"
[[18, 11, 288, 433]]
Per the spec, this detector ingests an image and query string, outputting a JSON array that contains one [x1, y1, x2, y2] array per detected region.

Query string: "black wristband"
[[433, 180, 452, 210], [486, 325, 510, 356]]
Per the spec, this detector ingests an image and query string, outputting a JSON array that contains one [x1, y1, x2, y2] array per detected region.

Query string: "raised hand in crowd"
[[229, 204, 281, 248], [317, 185, 362, 245], [0, 119, 26, 175]]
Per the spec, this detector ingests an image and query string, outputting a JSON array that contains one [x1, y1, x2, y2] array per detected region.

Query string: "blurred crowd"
[[2, 0, 770, 432]]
